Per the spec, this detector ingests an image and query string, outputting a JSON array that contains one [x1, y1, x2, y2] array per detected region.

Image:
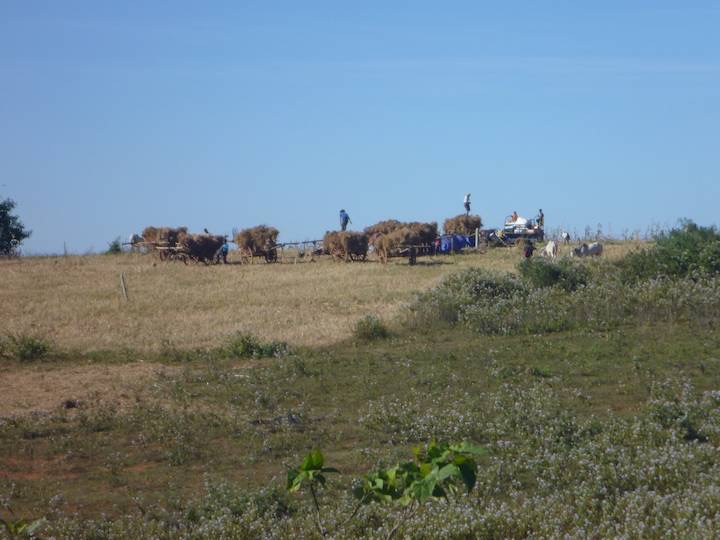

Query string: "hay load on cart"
[[443, 214, 482, 236], [323, 231, 369, 262], [141, 226, 188, 246], [371, 221, 438, 263], [177, 234, 225, 264], [140, 226, 189, 260], [234, 225, 279, 263]]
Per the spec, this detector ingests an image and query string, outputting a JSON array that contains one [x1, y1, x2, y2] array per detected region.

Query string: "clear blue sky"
[[2, 2, 719, 253]]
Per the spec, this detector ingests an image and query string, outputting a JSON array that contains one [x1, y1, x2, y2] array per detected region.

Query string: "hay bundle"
[[179, 234, 224, 262], [323, 231, 368, 261], [443, 214, 482, 236], [234, 225, 279, 254], [373, 222, 437, 263], [405, 222, 438, 245], [364, 220, 404, 238], [142, 226, 188, 245], [366, 220, 437, 249]]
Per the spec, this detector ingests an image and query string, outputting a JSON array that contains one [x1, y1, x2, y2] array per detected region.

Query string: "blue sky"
[[1, 2, 718, 253]]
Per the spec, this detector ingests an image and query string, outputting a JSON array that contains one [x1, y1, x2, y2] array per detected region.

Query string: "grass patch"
[[353, 314, 390, 341]]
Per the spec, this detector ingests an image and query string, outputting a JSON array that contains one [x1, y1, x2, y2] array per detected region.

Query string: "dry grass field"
[[0, 241, 641, 353]]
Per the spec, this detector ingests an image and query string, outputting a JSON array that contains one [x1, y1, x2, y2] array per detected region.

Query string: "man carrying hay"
[[339, 209, 351, 231]]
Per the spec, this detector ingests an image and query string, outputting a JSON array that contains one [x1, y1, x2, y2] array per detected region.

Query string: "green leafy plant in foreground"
[[356, 441, 485, 505], [288, 442, 485, 538], [287, 450, 339, 537]]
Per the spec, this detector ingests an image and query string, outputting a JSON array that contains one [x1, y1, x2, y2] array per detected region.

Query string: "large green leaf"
[[411, 474, 438, 501], [450, 442, 487, 456], [287, 468, 304, 492], [301, 450, 324, 471], [437, 463, 460, 482]]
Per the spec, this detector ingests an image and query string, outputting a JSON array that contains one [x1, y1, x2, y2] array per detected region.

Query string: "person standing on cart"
[[463, 193, 471, 215], [537, 209, 544, 228], [339, 209, 351, 231]]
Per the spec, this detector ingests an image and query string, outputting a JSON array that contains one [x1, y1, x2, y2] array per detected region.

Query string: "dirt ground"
[[0, 362, 177, 417]]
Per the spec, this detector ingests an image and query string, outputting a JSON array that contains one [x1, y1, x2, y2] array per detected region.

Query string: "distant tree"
[[106, 237, 123, 254], [0, 197, 31, 256]]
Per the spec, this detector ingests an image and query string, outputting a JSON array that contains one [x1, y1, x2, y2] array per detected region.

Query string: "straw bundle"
[[323, 231, 369, 261], [234, 225, 279, 253], [366, 220, 437, 249], [179, 234, 224, 262], [443, 214, 482, 236], [405, 222, 438, 245], [141, 226, 188, 245], [364, 220, 404, 239], [372, 222, 437, 263]]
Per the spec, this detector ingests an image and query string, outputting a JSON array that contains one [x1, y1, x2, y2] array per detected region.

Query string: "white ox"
[[571, 242, 603, 257], [540, 240, 558, 259]]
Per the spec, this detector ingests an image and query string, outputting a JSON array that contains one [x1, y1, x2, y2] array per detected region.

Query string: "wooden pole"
[[120, 272, 129, 302]]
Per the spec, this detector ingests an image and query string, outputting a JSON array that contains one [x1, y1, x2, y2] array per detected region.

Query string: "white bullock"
[[571, 242, 603, 257], [540, 240, 558, 259]]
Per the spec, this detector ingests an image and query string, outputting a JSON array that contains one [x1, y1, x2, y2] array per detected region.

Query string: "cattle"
[[571, 242, 603, 257], [540, 240, 558, 259], [561, 231, 571, 244]]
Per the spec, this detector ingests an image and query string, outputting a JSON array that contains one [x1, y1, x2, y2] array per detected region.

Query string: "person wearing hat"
[[339, 209, 351, 231]]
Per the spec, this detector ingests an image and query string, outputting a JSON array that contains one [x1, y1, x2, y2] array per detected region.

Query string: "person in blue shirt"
[[339, 209, 351, 231], [215, 237, 230, 264]]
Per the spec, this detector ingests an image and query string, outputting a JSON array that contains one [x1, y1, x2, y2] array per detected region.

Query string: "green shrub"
[[106, 237, 123, 254], [406, 268, 528, 326], [354, 315, 389, 341], [618, 221, 720, 282], [224, 333, 290, 359], [1, 335, 52, 361], [517, 258, 589, 291]]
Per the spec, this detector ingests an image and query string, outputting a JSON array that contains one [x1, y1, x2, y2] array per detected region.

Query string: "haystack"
[[179, 234, 224, 262], [141, 226, 188, 245], [365, 220, 437, 250], [323, 231, 368, 261], [405, 222, 438, 245], [234, 225, 279, 254], [364, 220, 404, 239], [372, 222, 437, 263], [443, 214, 482, 236]]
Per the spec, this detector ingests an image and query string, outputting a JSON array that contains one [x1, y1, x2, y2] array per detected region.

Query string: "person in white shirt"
[[463, 193, 471, 215]]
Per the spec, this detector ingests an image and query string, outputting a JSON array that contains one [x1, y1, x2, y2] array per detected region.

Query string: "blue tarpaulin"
[[439, 234, 475, 254]]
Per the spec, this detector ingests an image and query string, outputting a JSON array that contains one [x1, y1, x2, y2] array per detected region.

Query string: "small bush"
[[1, 335, 52, 361], [406, 268, 528, 326], [354, 315, 389, 341], [224, 333, 290, 358], [517, 258, 589, 291], [106, 237, 123, 254]]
